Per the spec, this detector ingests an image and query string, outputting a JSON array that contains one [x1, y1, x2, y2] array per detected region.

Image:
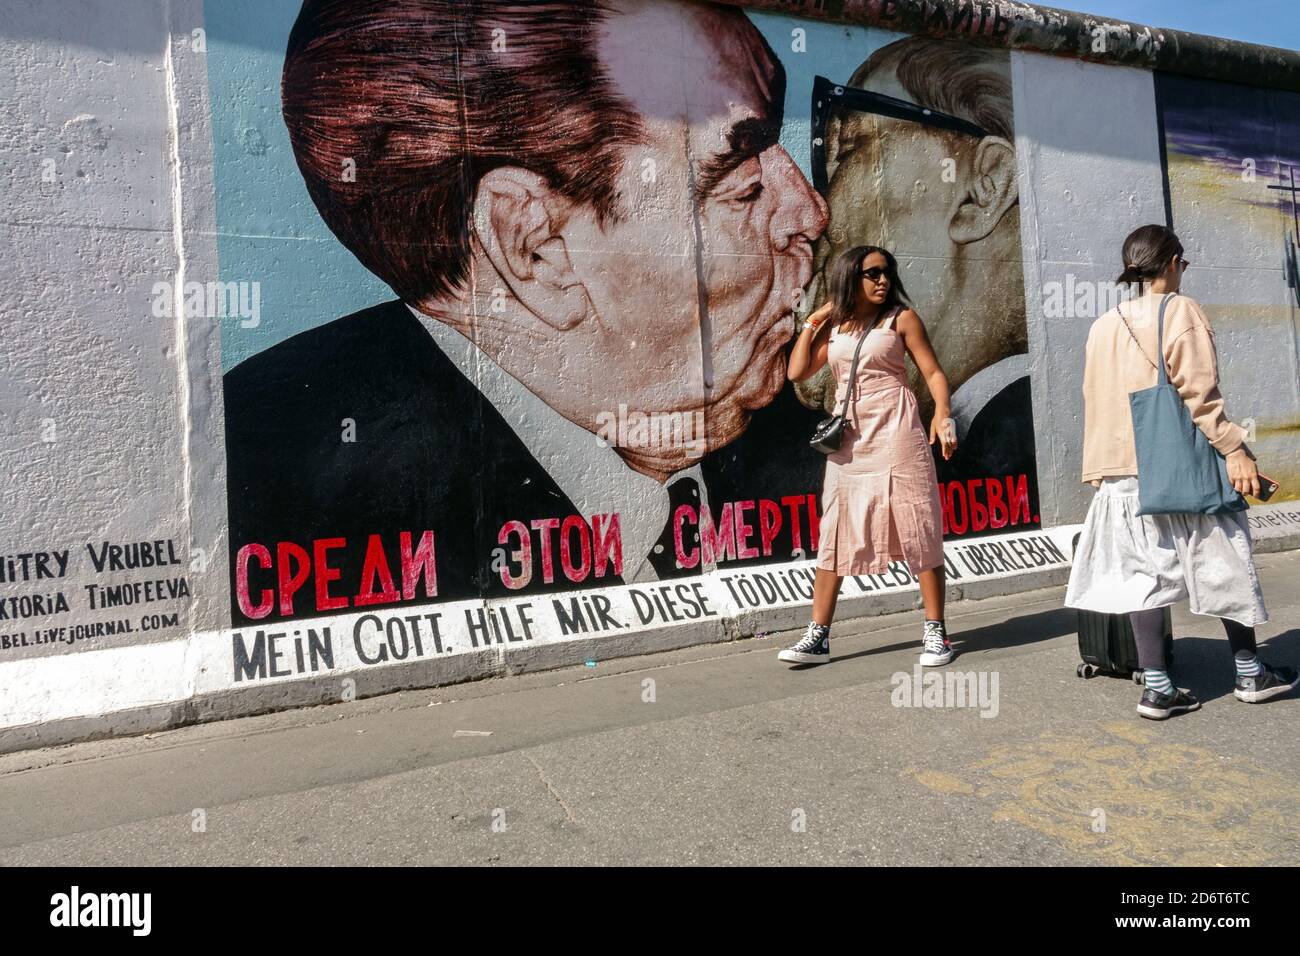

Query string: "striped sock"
[[1235, 652, 1262, 679], [1144, 669, 1174, 695]]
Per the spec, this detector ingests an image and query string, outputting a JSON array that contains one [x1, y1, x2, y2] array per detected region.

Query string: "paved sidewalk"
[[1, 551, 1297, 866]]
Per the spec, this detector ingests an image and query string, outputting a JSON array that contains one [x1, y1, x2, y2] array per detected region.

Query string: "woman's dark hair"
[[1116, 224, 1183, 286], [826, 245, 910, 326]]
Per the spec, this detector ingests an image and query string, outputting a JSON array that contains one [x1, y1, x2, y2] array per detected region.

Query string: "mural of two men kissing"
[[221, 0, 1040, 625]]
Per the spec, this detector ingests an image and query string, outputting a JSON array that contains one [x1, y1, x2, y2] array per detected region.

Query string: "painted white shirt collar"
[[407, 304, 701, 583]]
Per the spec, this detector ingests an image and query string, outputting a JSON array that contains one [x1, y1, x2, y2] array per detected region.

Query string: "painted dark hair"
[[1116, 224, 1184, 286], [862, 36, 1014, 141], [826, 245, 910, 326], [283, 0, 648, 305]]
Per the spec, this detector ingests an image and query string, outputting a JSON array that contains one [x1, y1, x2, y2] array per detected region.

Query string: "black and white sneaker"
[[1136, 686, 1201, 720], [1235, 662, 1299, 703], [918, 620, 953, 666], [778, 623, 830, 664]]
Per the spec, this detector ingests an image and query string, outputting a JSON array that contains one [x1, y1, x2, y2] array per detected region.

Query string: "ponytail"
[[1115, 264, 1145, 286], [1116, 224, 1183, 288]]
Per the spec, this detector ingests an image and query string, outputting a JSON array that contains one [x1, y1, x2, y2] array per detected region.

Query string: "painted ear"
[[472, 167, 590, 330], [948, 136, 1018, 245]]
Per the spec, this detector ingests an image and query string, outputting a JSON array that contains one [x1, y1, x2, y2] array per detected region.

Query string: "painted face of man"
[[813, 62, 1021, 399], [820, 70, 962, 285], [556, 1, 827, 460]]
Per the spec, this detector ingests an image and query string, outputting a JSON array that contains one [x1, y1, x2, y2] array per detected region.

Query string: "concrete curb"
[[1251, 531, 1300, 556]]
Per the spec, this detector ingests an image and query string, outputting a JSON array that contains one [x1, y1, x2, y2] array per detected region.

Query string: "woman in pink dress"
[[781, 246, 957, 666]]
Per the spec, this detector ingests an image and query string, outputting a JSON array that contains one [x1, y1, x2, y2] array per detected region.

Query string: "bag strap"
[[1155, 291, 1175, 386], [835, 305, 899, 417], [836, 323, 873, 418], [1117, 293, 1176, 380]]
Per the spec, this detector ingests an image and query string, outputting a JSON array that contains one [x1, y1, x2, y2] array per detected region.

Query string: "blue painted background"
[[205, 0, 388, 371]]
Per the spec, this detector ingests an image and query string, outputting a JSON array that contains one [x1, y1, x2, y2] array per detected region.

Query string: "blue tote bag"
[[1122, 292, 1247, 516]]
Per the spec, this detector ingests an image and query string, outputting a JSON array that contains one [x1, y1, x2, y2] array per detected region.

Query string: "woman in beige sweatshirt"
[[1064, 224, 1296, 719]]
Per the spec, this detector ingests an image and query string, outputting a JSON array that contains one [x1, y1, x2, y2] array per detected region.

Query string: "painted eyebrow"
[[693, 116, 781, 198]]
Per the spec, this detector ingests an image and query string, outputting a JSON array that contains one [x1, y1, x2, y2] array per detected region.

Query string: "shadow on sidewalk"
[[1163, 628, 1300, 704], [814, 610, 1300, 706], [950, 606, 1082, 654], [806, 605, 1082, 666]]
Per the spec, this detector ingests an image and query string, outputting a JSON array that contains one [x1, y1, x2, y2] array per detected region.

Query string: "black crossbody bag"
[[808, 320, 874, 455]]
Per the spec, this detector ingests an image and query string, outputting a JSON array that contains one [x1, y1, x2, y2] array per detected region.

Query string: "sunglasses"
[[811, 74, 990, 196], [861, 266, 889, 283]]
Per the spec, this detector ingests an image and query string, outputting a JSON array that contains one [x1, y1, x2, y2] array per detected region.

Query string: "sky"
[[1055, 0, 1300, 52]]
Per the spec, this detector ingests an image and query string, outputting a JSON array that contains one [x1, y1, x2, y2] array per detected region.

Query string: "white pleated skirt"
[[1064, 476, 1268, 627]]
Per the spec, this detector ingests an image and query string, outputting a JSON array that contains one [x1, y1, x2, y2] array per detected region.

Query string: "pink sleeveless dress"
[[816, 307, 945, 576]]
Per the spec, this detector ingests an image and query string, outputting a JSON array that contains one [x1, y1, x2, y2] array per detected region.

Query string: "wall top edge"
[[718, 0, 1300, 93]]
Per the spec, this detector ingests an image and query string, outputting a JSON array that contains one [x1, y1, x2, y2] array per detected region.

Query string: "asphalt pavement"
[[2, 550, 1297, 866]]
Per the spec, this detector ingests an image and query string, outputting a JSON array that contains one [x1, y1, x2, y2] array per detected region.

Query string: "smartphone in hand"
[[1255, 474, 1280, 502]]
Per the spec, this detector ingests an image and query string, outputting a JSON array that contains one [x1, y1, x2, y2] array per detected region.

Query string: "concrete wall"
[[2, 0, 1298, 750]]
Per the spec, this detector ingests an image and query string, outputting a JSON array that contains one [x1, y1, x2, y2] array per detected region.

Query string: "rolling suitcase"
[[1075, 606, 1173, 684]]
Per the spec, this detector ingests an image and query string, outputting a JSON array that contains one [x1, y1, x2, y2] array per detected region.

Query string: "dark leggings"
[[1130, 608, 1256, 670]]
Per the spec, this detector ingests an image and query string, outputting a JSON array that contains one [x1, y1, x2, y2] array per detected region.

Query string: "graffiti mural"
[[217, 0, 1042, 629], [221, 0, 830, 626], [1155, 72, 1300, 501]]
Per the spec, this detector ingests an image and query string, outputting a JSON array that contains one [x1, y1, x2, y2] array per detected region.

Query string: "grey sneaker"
[[778, 623, 830, 664], [1235, 662, 1299, 703], [919, 620, 953, 666], [1137, 686, 1201, 720]]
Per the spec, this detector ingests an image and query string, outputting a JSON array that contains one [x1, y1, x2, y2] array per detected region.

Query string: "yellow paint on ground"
[[908, 724, 1300, 865], [905, 768, 976, 796], [1100, 720, 1151, 745]]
